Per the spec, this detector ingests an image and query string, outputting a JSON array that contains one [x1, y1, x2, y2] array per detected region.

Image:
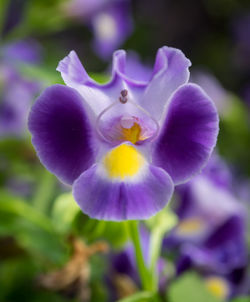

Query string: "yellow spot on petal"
[[176, 218, 205, 236], [205, 277, 229, 300], [121, 122, 142, 144], [103, 144, 145, 180]]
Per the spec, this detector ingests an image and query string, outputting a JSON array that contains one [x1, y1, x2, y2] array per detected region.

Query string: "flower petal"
[[153, 84, 219, 184], [56, 50, 93, 87], [57, 47, 191, 120], [73, 144, 173, 221], [57, 50, 126, 115], [141, 46, 191, 120], [28, 84, 95, 184]]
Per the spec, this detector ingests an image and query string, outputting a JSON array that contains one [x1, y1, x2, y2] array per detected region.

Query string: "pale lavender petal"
[[73, 164, 173, 221], [153, 84, 219, 184], [110, 50, 152, 88], [140, 46, 191, 120], [124, 52, 152, 83], [57, 47, 190, 119], [57, 50, 124, 115], [28, 85, 95, 184], [56, 50, 93, 87]]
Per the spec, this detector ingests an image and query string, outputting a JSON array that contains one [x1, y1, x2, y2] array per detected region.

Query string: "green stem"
[[32, 169, 56, 213], [149, 228, 165, 291], [128, 221, 151, 291]]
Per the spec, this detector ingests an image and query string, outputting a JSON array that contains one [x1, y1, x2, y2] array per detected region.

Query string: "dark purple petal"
[[153, 84, 219, 184], [175, 215, 247, 274], [73, 164, 173, 221], [28, 84, 95, 184], [204, 215, 245, 249]]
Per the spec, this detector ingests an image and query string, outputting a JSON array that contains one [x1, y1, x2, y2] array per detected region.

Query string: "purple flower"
[[64, 0, 133, 59], [190, 70, 232, 116], [28, 46, 219, 221], [165, 155, 248, 288], [242, 85, 250, 106], [232, 13, 250, 70], [2, 40, 42, 65], [0, 41, 41, 137]]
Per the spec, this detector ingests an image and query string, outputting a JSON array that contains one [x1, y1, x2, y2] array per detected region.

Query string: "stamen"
[[119, 89, 128, 104], [95, 94, 160, 144]]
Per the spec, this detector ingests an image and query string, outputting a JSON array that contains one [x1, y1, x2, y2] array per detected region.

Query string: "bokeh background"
[[0, 0, 250, 301]]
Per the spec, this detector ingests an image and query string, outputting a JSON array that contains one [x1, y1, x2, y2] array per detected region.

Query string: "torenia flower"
[[28, 47, 219, 221], [167, 155, 247, 275], [0, 40, 41, 137]]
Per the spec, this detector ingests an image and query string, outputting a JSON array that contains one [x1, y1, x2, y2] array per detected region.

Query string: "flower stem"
[[32, 169, 56, 213], [128, 221, 152, 291], [149, 228, 165, 291]]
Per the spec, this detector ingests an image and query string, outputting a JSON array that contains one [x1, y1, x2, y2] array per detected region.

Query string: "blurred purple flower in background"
[[64, 0, 133, 59], [232, 13, 250, 70], [2, 40, 42, 64], [28, 46, 219, 221], [0, 40, 42, 138], [242, 85, 250, 107], [164, 154, 248, 298], [191, 70, 232, 117]]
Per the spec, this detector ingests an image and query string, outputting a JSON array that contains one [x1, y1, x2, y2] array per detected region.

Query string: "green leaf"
[[168, 272, 222, 302], [0, 191, 67, 264], [5, 0, 69, 39], [19, 63, 63, 86], [146, 206, 178, 234], [74, 213, 129, 248], [218, 95, 250, 176], [89, 72, 110, 84], [231, 298, 250, 302], [52, 192, 80, 233], [0, 258, 70, 302], [118, 291, 155, 302], [0, 190, 54, 232]]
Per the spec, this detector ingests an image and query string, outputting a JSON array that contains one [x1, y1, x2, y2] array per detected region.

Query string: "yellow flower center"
[[121, 122, 142, 144], [103, 144, 145, 180], [204, 277, 229, 300]]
